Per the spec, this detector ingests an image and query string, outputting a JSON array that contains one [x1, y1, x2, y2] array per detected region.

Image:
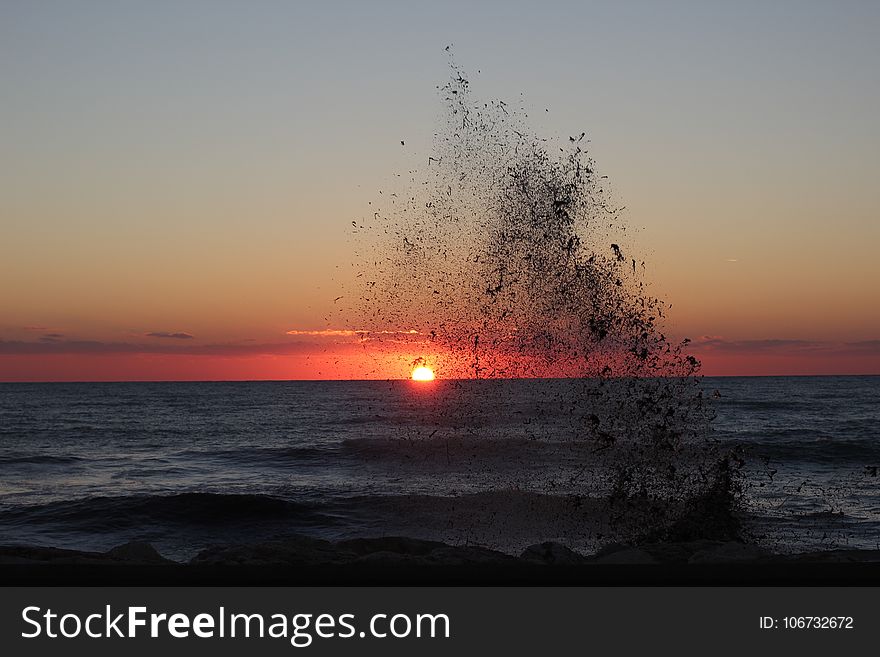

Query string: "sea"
[[0, 376, 878, 561]]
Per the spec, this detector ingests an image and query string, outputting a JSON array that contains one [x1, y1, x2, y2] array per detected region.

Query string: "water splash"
[[348, 60, 742, 547]]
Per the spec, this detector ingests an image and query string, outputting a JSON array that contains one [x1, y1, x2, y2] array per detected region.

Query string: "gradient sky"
[[2, 0, 879, 380]]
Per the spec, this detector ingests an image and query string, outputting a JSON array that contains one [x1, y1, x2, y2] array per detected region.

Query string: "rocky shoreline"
[[3, 535, 880, 585]]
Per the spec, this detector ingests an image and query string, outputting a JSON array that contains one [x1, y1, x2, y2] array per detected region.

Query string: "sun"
[[411, 365, 436, 381]]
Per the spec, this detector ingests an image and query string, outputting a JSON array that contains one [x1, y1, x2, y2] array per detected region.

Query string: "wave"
[[0, 454, 83, 465], [0, 492, 335, 531], [340, 435, 591, 462], [798, 510, 851, 520], [718, 399, 808, 411], [172, 445, 334, 463], [727, 438, 880, 463]]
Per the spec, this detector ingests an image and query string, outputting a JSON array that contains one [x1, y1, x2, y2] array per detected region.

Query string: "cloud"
[[0, 327, 429, 357], [2, 333, 876, 363], [285, 328, 422, 343], [688, 336, 880, 355], [0, 339, 335, 357], [145, 331, 194, 340], [844, 340, 880, 354], [690, 337, 827, 353], [286, 329, 367, 338]]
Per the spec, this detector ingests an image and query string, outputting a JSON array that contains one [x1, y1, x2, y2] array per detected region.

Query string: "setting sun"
[[411, 365, 436, 381]]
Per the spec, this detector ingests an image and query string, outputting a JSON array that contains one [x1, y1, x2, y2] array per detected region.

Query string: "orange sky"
[[1, 332, 878, 381], [2, 3, 879, 380]]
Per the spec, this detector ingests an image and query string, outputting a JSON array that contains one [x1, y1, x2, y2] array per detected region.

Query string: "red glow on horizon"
[[0, 343, 878, 381]]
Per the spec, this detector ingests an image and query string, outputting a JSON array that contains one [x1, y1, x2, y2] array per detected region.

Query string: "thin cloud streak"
[[286, 329, 366, 338], [690, 337, 880, 355], [0, 329, 880, 356], [0, 339, 324, 356], [285, 328, 422, 343]]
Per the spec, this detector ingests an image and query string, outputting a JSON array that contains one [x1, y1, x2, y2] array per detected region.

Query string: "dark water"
[[0, 376, 878, 560]]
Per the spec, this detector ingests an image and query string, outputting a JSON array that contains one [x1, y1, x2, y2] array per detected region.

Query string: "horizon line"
[[1, 373, 878, 384]]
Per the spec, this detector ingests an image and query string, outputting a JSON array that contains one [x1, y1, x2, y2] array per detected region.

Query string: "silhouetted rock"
[[339, 536, 512, 565], [191, 535, 348, 566], [521, 542, 589, 565], [0, 545, 110, 565], [639, 540, 720, 564], [337, 536, 449, 557], [0, 542, 172, 565], [689, 541, 769, 564], [593, 546, 657, 564], [189, 534, 512, 567], [8, 536, 880, 575], [775, 550, 880, 564], [106, 541, 173, 564]]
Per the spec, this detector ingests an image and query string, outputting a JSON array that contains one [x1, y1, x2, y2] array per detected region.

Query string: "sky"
[[1, 0, 879, 380]]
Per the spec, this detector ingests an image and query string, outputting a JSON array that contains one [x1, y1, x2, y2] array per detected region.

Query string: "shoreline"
[[4, 535, 880, 586]]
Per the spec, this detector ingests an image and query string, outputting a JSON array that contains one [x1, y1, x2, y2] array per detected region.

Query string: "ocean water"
[[0, 376, 878, 560]]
